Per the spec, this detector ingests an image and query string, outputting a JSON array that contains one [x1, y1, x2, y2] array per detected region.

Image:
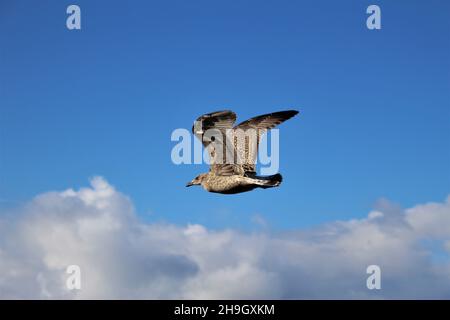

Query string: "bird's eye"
[[211, 136, 215, 141]]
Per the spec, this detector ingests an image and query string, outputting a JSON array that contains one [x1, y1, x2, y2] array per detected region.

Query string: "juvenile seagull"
[[186, 109, 299, 194]]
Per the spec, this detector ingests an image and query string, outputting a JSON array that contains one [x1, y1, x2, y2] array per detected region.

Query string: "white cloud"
[[0, 177, 449, 299], [406, 196, 450, 238]]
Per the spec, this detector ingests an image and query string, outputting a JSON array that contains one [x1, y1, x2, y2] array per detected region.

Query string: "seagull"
[[186, 109, 299, 194]]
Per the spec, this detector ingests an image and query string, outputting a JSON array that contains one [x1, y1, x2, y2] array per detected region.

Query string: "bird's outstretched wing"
[[192, 110, 299, 176], [192, 110, 236, 141], [192, 110, 239, 175], [232, 110, 299, 173]]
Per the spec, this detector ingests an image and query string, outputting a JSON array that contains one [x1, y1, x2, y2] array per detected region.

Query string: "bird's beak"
[[186, 181, 194, 187]]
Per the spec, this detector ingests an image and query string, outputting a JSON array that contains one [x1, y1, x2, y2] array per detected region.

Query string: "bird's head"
[[186, 173, 208, 187]]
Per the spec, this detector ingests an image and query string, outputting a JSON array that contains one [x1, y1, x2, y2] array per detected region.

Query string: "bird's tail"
[[256, 173, 283, 188]]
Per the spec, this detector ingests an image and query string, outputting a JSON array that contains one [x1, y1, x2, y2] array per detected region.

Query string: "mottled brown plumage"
[[187, 109, 299, 194]]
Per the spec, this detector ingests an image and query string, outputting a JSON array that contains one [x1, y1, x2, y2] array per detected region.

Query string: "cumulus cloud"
[[0, 177, 449, 299]]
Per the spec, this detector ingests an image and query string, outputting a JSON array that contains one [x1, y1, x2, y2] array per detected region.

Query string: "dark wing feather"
[[234, 110, 299, 131], [192, 110, 236, 144]]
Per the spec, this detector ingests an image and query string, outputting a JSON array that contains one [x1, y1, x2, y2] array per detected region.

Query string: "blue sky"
[[0, 0, 449, 230]]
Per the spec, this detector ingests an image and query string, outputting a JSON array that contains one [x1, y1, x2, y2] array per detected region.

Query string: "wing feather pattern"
[[192, 110, 299, 176]]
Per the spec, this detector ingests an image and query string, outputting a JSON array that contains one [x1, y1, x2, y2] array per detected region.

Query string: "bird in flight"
[[186, 109, 299, 194]]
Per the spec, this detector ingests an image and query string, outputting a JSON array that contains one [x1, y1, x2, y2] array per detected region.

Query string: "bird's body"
[[196, 172, 283, 194], [186, 109, 298, 194]]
